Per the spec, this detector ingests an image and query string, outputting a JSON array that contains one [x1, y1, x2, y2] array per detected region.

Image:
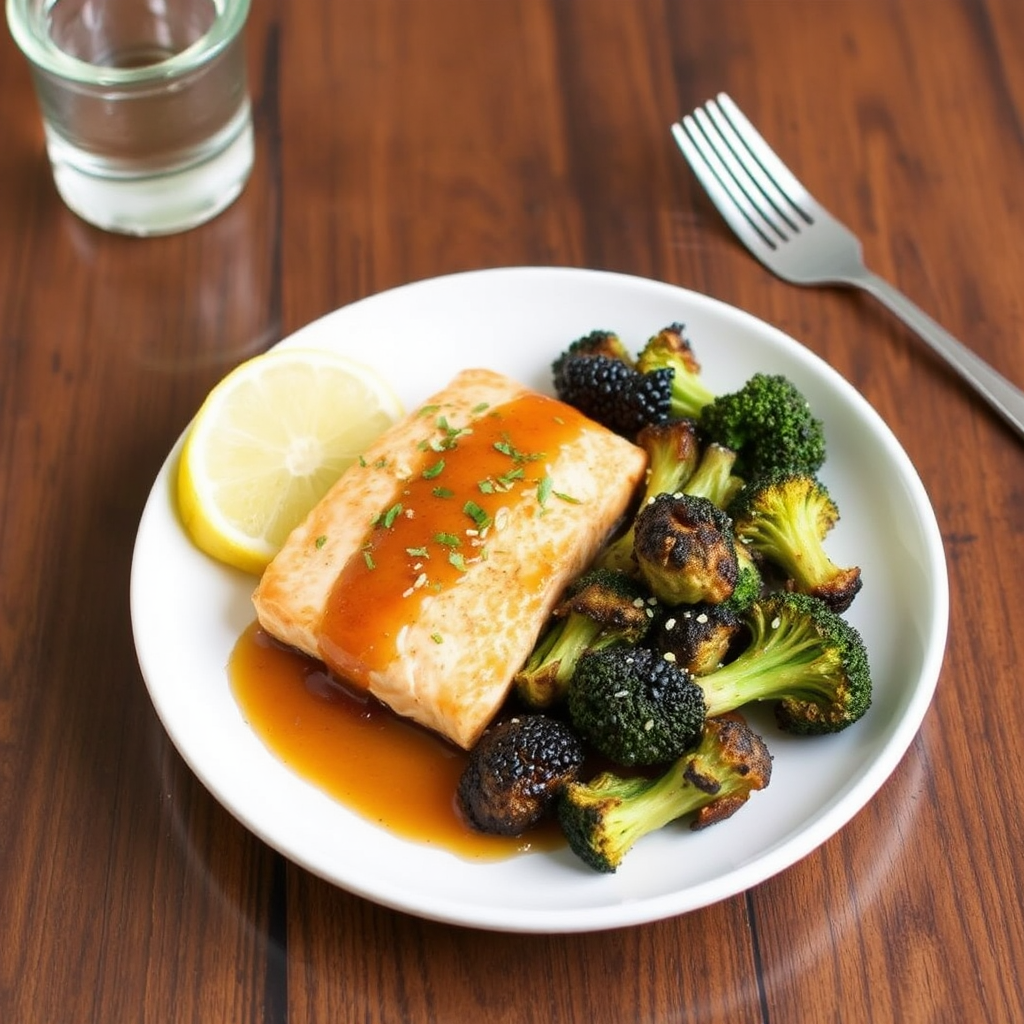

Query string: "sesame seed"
[[644, 719, 654, 731], [771, 616, 782, 629], [696, 613, 708, 623], [662, 651, 677, 662], [613, 690, 628, 699], [665, 618, 677, 631]]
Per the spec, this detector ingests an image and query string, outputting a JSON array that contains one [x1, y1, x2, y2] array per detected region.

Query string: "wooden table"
[[3, 1, 1023, 1021]]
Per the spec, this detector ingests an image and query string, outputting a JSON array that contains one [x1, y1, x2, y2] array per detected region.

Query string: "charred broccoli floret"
[[597, 419, 702, 572], [699, 372, 826, 478], [558, 712, 773, 872], [698, 591, 872, 734], [457, 715, 585, 835], [728, 471, 862, 613], [553, 352, 671, 436], [567, 646, 706, 766], [552, 329, 635, 387], [515, 568, 652, 709], [654, 602, 744, 675], [635, 323, 717, 420], [682, 442, 744, 509], [632, 492, 739, 606]]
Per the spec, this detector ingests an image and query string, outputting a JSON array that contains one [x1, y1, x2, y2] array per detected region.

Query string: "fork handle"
[[852, 270, 1024, 442]]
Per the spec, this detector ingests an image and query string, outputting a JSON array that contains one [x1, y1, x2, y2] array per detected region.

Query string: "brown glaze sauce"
[[229, 622, 564, 860], [318, 392, 589, 682]]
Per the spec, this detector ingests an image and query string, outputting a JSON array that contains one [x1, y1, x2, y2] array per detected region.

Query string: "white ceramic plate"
[[131, 267, 948, 933]]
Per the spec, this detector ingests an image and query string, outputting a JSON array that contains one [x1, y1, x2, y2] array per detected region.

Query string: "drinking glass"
[[7, 0, 254, 236]]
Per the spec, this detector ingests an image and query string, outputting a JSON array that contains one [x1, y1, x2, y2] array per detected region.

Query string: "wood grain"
[[2, 1, 1023, 1021]]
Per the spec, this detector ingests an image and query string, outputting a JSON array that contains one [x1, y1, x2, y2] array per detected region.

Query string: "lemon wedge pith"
[[177, 347, 403, 574]]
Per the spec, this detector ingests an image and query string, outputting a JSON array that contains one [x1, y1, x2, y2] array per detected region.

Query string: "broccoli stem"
[[600, 763, 699, 851], [545, 615, 605, 685], [516, 613, 603, 706], [738, 512, 836, 587], [670, 379, 716, 421], [560, 713, 771, 872], [698, 605, 841, 716], [682, 443, 742, 509], [561, 764, 703, 873]]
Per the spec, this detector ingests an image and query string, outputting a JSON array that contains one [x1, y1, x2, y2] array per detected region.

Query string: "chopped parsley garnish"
[[422, 459, 445, 479], [431, 416, 473, 452], [434, 531, 461, 548], [315, 535, 327, 549], [493, 434, 545, 464], [382, 503, 403, 528], [463, 500, 492, 530], [537, 475, 553, 507]]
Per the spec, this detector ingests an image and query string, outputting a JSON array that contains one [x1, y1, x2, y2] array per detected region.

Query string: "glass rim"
[[6, 0, 251, 85]]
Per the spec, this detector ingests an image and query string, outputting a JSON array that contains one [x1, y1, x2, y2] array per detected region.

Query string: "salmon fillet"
[[253, 367, 647, 749]]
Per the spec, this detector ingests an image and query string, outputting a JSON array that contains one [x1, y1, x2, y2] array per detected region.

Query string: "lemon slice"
[[177, 347, 403, 574]]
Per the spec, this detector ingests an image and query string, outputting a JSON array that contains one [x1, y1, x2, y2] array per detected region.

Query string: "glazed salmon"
[[253, 367, 647, 749]]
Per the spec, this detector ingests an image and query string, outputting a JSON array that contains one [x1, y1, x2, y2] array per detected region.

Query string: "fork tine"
[[674, 93, 829, 255], [671, 117, 779, 253], [691, 105, 795, 241], [711, 94, 814, 222]]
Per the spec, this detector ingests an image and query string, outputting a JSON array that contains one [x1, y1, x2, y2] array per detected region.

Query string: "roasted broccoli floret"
[[515, 568, 652, 709], [654, 602, 744, 675], [728, 470, 862, 613], [636, 323, 717, 420], [632, 492, 740, 607], [553, 355, 672, 436], [597, 419, 702, 572], [558, 712, 773, 872], [567, 646, 706, 766], [698, 591, 872, 734], [699, 372, 826, 478], [682, 442, 744, 509], [457, 715, 585, 835]]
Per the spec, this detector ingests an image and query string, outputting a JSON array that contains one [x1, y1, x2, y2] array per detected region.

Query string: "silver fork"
[[672, 93, 1024, 442]]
